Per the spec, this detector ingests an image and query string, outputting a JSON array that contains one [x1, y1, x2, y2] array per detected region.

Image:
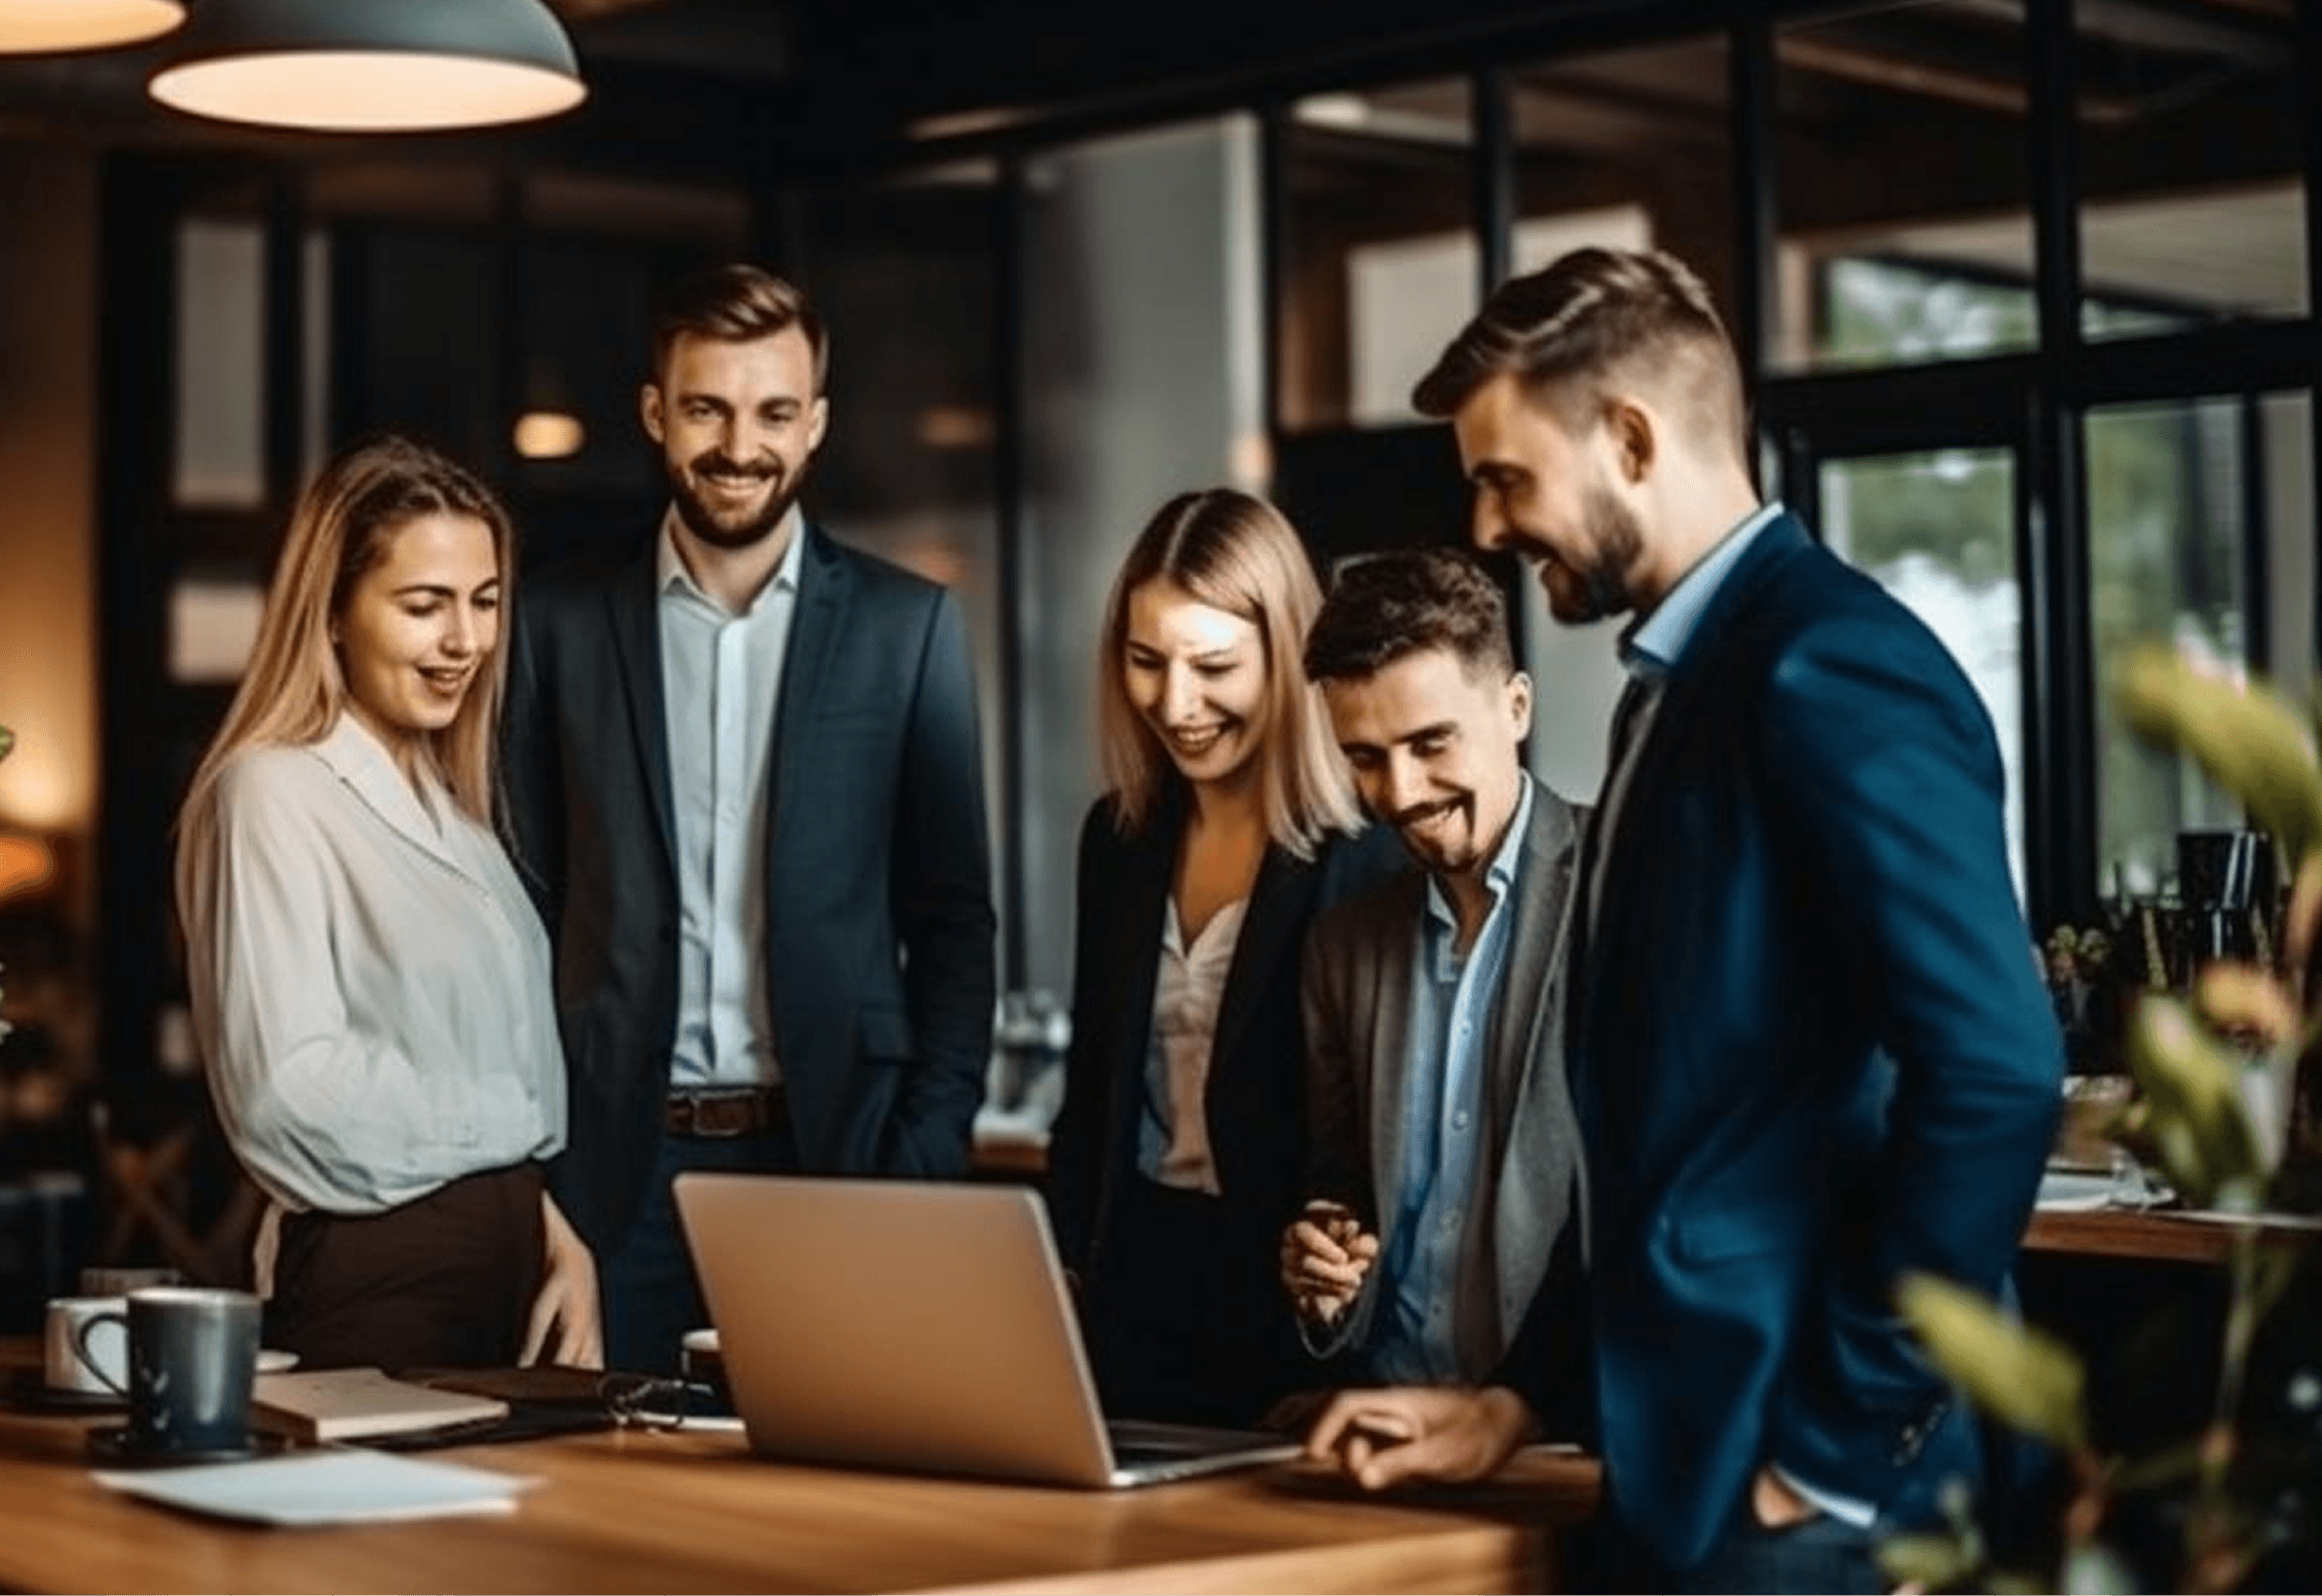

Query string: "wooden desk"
[[2024, 1205, 2322, 1266], [0, 1399, 1598, 1594]]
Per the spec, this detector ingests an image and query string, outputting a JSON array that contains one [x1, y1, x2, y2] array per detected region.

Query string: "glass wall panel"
[[1773, 0, 2036, 372], [173, 218, 266, 509], [1507, 34, 1733, 800], [1021, 117, 1264, 998], [1820, 448, 2026, 904], [2088, 398, 2258, 895], [1510, 34, 1733, 301], [1277, 78, 1473, 431], [2076, 3, 2306, 339]]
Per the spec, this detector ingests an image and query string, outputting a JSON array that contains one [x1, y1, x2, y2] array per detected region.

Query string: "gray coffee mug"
[[78, 1286, 261, 1455]]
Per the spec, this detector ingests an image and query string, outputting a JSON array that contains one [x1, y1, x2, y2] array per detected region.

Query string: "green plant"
[[1880, 647, 2322, 1594]]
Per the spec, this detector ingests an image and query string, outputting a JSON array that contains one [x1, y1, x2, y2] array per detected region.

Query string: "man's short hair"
[[1303, 546, 1512, 685], [651, 262, 829, 393], [1411, 245, 1744, 457]]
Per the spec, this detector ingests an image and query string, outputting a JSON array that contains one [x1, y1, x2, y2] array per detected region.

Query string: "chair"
[[88, 1095, 262, 1287]]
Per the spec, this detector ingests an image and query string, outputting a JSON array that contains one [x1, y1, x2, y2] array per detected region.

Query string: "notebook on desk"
[[673, 1172, 1299, 1488]]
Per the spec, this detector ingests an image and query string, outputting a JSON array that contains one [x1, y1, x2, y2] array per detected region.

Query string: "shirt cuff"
[[1771, 1463, 1877, 1530]]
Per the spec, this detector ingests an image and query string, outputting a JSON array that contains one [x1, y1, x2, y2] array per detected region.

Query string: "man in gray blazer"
[[1280, 548, 1589, 1438], [502, 264, 997, 1374]]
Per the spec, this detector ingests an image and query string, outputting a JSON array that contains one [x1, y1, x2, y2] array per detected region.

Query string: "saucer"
[[257, 1348, 299, 1374], [2, 1368, 124, 1415], [85, 1425, 291, 1468]]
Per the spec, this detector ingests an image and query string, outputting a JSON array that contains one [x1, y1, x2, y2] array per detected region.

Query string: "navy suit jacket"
[[501, 522, 998, 1256], [1574, 513, 2062, 1568]]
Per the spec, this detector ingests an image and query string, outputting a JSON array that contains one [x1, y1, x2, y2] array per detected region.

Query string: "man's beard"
[[666, 450, 808, 550], [1546, 484, 1646, 625]]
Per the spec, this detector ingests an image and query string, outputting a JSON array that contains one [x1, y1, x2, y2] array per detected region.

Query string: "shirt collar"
[[1423, 770, 1535, 934], [312, 712, 459, 861], [655, 504, 806, 616], [1622, 500, 1783, 680]]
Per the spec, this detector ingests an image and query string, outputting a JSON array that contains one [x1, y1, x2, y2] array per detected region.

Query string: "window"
[[1277, 78, 1474, 431], [1773, 0, 2037, 372]]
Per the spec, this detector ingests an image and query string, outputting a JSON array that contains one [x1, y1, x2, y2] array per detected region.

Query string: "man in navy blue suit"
[[1305, 246, 2062, 1591]]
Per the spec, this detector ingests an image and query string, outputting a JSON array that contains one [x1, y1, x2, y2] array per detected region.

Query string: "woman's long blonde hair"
[[175, 434, 518, 883], [1097, 488, 1359, 859]]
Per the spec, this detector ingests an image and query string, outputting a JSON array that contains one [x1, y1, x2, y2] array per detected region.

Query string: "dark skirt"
[[266, 1162, 545, 1371], [1084, 1173, 1310, 1429]]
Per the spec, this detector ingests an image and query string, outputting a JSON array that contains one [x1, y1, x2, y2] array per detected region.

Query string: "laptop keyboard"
[[1106, 1419, 1291, 1465]]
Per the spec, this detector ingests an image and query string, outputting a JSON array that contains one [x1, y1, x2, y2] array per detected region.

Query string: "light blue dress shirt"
[[1371, 773, 1536, 1385], [657, 507, 804, 1088]]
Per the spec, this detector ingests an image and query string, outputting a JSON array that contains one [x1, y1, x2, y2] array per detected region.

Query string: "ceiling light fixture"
[[148, 0, 585, 133], [0, 0, 182, 56]]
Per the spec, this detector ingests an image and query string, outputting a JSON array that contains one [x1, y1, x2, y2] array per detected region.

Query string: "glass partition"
[[1277, 78, 1474, 431], [1821, 447, 2027, 904], [2076, 2, 2306, 339], [1773, 0, 2037, 372]]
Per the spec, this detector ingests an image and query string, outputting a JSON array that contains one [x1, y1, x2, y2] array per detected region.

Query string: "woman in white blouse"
[[1043, 489, 1401, 1426], [176, 433, 601, 1371]]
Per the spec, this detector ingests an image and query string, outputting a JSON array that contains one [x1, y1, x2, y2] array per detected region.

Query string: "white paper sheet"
[[95, 1448, 537, 1527]]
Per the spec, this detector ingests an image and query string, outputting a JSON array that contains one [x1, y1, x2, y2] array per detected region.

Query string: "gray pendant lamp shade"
[[0, 0, 184, 55], [149, 0, 586, 132]]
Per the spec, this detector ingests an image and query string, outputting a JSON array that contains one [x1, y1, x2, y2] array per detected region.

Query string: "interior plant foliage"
[[1879, 648, 2322, 1594]]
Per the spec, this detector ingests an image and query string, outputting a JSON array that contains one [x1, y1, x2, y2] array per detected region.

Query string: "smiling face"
[[1321, 645, 1531, 883], [335, 511, 500, 764], [1122, 577, 1272, 792], [641, 326, 829, 552], [1455, 372, 1649, 625]]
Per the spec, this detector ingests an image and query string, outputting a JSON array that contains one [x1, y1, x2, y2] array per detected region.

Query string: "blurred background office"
[[0, 0, 2313, 1312]]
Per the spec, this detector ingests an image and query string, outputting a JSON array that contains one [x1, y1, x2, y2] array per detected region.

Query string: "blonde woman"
[[1044, 488, 1400, 1427], [177, 434, 600, 1371]]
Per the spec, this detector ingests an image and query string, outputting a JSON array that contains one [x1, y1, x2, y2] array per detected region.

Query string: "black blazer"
[[1045, 786, 1403, 1297], [502, 523, 999, 1256]]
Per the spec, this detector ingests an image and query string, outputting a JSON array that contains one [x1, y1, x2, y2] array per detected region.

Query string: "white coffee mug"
[[43, 1295, 128, 1395]]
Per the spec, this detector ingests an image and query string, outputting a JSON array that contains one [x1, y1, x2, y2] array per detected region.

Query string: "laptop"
[[673, 1172, 1301, 1487]]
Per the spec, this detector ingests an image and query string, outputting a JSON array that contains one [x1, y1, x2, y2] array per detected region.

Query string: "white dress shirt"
[[1136, 894, 1248, 1194], [657, 508, 802, 1088], [181, 714, 565, 1216]]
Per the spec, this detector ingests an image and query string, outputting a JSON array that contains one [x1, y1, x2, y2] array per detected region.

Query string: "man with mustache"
[[502, 264, 997, 1374], [1304, 247, 2061, 1593], [1279, 548, 1590, 1441]]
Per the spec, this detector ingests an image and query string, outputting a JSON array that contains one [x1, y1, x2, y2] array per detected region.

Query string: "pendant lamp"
[[149, 0, 585, 133], [0, 0, 183, 55]]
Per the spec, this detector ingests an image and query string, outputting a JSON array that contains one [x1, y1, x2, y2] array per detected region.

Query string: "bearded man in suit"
[[1304, 246, 2061, 1594], [502, 263, 997, 1375], [1280, 547, 1591, 1442]]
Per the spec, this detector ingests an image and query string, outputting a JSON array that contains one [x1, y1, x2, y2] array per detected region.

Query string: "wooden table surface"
[[2023, 1204, 2322, 1266], [0, 1366, 1599, 1595]]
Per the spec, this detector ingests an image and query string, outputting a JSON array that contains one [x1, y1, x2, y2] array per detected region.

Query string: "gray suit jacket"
[[1300, 784, 1588, 1390]]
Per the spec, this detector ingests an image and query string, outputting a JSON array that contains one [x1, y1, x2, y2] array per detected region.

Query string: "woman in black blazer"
[[1045, 488, 1402, 1428]]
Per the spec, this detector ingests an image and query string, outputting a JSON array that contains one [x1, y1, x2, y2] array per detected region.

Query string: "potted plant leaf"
[[1881, 648, 2322, 1594]]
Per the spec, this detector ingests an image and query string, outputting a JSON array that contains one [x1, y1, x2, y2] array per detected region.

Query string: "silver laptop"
[[674, 1172, 1301, 1488]]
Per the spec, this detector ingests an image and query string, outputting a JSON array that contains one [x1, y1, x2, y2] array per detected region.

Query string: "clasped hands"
[[1279, 1197, 1379, 1327]]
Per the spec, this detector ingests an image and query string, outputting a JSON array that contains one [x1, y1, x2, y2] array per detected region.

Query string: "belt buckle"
[[670, 1088, 769, 1139], [699, 1092, 757, 1137]]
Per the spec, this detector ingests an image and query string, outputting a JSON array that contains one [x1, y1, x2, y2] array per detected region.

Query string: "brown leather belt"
[[665, 1084, 788, 1138]]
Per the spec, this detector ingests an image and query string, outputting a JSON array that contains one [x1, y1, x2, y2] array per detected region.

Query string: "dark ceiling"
[[0, 0, 1672, 178]]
